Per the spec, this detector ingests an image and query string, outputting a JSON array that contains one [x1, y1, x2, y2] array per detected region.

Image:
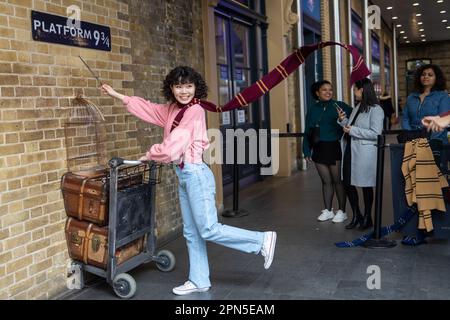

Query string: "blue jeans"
[[175, 162, 264, 288]]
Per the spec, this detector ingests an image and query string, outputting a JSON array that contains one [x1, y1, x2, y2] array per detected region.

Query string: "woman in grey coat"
[[336, 78, 384, 230]]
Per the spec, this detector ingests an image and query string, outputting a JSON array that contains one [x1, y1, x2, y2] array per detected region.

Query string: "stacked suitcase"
[[61, 167, 147, 270]]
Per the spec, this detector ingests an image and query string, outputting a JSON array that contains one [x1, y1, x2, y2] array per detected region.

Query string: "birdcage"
[[64, 95, 108, 173]]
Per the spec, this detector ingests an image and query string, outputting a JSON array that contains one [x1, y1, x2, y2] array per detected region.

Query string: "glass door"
[[215, 13, 261, 192]]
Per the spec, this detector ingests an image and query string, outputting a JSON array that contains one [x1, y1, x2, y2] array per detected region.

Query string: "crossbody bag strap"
[[314, 103, 328, 127]]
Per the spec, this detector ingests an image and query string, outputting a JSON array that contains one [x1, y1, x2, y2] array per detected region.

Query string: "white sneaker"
[[332, 210, 348, 223], [261, 231, 277, 269], [172, 281, 210, 295], [317, 209, 334, 222]]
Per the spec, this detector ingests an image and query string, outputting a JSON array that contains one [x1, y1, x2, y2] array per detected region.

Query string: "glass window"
[[302, 0, 321, 22], [231, 21, 252, 124], [215, 16, 228, 65], [371, 34, 380, 61], [371, 34, 381, 95], [351, 13, 363, 55]]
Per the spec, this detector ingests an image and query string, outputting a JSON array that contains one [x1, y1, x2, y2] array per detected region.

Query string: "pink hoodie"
[[123, 96, 210, 164]]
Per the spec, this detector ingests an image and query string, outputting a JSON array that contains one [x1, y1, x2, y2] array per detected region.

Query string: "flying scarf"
[[171, 41, 371, 133], [171, 41, 371, 168]]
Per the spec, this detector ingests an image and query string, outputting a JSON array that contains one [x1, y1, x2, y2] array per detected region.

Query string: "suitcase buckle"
[[88, 200, 95, 214], [70, 232, 82, 246], [91, 235, 101, 252]]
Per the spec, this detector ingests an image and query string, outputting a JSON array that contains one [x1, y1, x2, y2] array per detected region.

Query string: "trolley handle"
[[109, 157, 143, 168], [123, 160, 142, 165]]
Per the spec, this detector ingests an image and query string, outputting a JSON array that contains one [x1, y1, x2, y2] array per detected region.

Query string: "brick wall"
[[397, 40, 450, 104], [0, 0, 204, 299]]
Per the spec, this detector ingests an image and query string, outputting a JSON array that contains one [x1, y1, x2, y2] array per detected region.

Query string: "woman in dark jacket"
[[303, 81, 352, 223], [379, 90, 395, 130]]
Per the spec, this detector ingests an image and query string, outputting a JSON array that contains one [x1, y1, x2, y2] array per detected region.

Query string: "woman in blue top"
[[303, 81, 352, 223], [402, 64, 450, 143], [401, 64, 450, 245]]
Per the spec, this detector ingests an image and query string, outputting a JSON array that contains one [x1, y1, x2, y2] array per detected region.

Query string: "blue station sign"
[[31, 10, 111, 51]]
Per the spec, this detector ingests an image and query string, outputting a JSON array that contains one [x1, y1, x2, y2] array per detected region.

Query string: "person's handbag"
[[308, 126, 321, 147], [307, 105, 328, 147]]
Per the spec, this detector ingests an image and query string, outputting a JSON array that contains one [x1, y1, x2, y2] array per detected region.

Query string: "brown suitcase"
[[65, 217, 145, 269], [61, 169, 143, 225], [61, 170, 108, 225]]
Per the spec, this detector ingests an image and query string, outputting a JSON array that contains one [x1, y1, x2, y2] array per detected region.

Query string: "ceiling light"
[[387, 6, 393, 10], [413, 3, 419, 6], [421, 34, 426, 37], [443, 19, 448, 22], [418, 22, 423, 25], [447, 26, 450, 29], [400, 30, 405, 34], [416, 13, 422, 17], [406, 40, 411, 43], [422, 39, 426, 42], [403, 36, 408, 39], [396, 24, 402, 27], [441, 11, 447, 13], [437, 0, 443, 3], [419, 28, 425, 31], [392, 16, 398, 20]]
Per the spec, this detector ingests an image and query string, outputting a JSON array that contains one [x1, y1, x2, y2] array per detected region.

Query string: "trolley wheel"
[[155, 249, 176, 272], [112, 273, 136, 299]]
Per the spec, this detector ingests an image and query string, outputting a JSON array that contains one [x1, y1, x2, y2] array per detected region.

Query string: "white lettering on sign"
[[33, 20, 94, 41]]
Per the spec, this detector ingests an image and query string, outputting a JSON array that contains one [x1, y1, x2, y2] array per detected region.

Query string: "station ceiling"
[[371, 0, 450, 44]]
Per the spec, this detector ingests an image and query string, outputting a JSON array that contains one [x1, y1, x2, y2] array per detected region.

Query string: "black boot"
[[345, 209, 363, 229], [358, 212, 373, 230]]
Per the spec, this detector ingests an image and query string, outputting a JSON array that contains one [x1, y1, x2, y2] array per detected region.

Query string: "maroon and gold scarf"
[[171, 41, 370, 133]]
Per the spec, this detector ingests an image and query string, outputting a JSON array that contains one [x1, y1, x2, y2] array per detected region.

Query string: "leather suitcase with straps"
[[60, 169, 142, 226], [65, 217, 145, 269]]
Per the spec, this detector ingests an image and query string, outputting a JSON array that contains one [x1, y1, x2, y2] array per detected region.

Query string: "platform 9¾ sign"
[[31, 10, 111, 51]]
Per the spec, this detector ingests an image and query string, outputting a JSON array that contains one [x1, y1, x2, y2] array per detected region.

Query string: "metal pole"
[[363, 135, 396, 248], [107, 157, 121, 283], [233, 138, 239, 210], [362, 0, 371, 79], [347, 0, 355, 107], [374, 134, 385, 239], [392, 24, 399, 117], [295, 0, 307, 171], [222, 126, 249, 218], [333, 0, 343, 101]]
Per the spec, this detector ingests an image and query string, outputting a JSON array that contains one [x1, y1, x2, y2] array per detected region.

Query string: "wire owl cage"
[[64, 94, 108, 174]]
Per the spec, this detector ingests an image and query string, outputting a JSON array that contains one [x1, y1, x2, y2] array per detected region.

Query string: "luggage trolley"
[[71, 157, 175, 299]]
